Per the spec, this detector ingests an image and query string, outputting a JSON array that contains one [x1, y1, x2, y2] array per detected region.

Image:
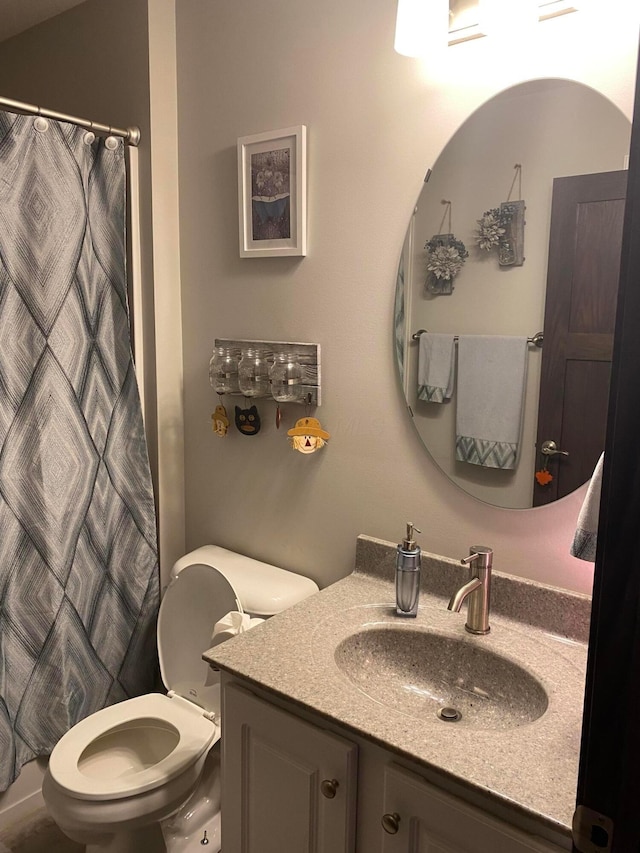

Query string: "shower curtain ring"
[[33, 108, 49, 133]]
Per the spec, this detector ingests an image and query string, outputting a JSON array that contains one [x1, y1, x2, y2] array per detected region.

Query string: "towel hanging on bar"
[[455, 335, 529, 469], [418, 333, 456, 403]]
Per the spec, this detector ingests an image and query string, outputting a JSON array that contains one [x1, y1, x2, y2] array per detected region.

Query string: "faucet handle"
[[454, 546, 493, 635], [460, 545, 493, 570]]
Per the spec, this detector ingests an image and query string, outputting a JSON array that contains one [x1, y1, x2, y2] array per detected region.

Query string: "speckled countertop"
[[205, 535, 591, 841]]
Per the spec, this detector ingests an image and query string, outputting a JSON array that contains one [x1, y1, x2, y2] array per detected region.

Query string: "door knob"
[[381, 812, 401, 834], [321, 779, 339, 799], [540, 440, 569, 458]]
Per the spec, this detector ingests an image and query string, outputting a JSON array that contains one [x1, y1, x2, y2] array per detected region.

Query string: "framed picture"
[[237, 125, 307, 258]]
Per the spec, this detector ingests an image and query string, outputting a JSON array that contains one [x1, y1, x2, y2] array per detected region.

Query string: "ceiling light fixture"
[[394, 0, 581, 54], [479, 0, 539, 37], [394, 0, 432, 56]]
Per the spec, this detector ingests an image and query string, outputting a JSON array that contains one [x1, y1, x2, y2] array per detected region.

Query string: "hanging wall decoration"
[[212, 404, 230, 437], [235, 404, 261, 435], [475, 164, 526, 267], [287, 416, 330, 454], [425, 200, 468, 295], [237, 125, 307, 258]]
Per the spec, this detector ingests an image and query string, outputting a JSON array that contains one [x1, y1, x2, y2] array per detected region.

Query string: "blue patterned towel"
[[455, 336, 528, 469], [418, 333, 456, 403]]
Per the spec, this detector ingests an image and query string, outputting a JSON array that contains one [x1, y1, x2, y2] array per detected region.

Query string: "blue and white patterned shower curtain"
[[0, 112, 159, 790]]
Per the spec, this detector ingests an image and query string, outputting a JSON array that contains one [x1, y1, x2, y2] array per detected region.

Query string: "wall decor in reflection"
[[237, 125, 307, 258], [475, 164, 526, 266], [424, 200, 468, 294]]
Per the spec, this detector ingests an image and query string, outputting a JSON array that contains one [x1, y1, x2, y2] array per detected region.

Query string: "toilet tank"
[[171, 545, 319, 616]]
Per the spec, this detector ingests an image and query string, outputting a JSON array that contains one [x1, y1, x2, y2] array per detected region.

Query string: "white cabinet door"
[[222, 683, 358, 853], [380, 765, 564, 853]]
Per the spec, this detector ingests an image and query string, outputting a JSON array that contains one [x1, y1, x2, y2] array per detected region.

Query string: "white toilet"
[[42, 546, 318, 853]]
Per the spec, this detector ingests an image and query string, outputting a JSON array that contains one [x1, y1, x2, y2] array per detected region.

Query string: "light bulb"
[[394, 0, 431, 56]]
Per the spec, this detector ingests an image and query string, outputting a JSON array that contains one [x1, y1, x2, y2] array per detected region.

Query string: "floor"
[[0, 809, 81, 853]]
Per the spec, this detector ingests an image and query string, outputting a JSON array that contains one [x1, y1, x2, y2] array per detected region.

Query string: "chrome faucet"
[[447, 546, 493, 635]]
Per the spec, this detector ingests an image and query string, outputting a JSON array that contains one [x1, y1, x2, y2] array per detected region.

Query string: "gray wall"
[[175, 0, 639, 595]]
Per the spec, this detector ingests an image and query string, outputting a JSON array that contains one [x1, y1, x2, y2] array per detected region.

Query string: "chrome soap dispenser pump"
[[396, 523, 421, 617]]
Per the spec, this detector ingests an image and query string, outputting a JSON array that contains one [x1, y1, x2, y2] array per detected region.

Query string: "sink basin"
[[334, 626, 548, 730]]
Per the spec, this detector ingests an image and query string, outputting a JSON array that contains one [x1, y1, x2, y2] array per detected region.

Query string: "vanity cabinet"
[[222, 682, 358, 852], [222, 679, 567, 853]]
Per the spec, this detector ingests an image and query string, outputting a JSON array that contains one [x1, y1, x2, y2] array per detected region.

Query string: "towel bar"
[[411, 329, 544, 347]]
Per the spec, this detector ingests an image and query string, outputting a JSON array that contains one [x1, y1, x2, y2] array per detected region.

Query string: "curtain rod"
[[0, 96, 140, 146]]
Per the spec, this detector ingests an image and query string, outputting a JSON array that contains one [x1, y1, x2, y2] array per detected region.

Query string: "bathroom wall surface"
[[176, 0, 640, 596]]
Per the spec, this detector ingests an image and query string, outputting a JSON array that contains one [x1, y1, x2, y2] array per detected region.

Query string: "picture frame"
[[237, 125, 307, 258]]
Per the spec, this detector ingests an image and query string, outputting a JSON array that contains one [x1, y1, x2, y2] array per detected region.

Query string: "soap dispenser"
[[395, 523, 421, 617]]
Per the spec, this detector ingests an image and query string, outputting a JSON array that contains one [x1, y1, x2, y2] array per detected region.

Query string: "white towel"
[[210, 610, 265, 647], [417, 333, 456, 403], [455, 336, 528, 469], [570, 453, 604, 562]]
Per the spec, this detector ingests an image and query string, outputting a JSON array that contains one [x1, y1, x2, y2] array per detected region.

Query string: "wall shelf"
[[213, 339, 321, 406]]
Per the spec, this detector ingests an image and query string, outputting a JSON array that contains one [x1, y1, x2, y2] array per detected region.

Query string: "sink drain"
[[437, 706, 462, 722]]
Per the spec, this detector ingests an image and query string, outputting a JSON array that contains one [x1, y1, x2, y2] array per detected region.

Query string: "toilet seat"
[[48, 693, 219, 801], [48, 565, 239, 804]]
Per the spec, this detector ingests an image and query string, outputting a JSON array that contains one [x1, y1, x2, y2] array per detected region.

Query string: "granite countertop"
[[204, 535, 590, 842]]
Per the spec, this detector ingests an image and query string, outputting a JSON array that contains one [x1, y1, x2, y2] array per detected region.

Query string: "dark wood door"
[[575, 40, 640, 852], [533, 170, 627, 506]]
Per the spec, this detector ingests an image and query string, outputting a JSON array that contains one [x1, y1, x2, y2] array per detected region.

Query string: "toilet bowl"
[[42, 546, 318, 853]]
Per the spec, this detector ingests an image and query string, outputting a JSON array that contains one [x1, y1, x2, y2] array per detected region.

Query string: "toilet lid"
[[157, 563, 241, 711]]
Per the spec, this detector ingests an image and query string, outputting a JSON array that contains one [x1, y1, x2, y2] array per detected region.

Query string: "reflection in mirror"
[[448, 0, 486, 44], [448, 0, 580, 45], [394, 79, 630, 509]]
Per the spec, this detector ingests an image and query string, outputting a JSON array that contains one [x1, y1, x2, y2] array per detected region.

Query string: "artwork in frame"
[[237, 125, 307, 258]]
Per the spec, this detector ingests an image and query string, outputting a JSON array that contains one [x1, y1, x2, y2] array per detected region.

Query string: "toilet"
[[42, 546, 318, 853]]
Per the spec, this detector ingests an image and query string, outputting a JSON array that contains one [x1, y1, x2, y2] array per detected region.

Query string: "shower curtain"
[[0, 112, 159, 790]]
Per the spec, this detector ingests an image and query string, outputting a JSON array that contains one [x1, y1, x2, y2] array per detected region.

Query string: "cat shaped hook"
[[235, 404, 261, 436]]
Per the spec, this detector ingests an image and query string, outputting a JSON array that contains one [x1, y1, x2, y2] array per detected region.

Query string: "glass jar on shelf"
[[238, 347, 270, 397], [269, 351, 303, 402], [209, 346, 240, 394]]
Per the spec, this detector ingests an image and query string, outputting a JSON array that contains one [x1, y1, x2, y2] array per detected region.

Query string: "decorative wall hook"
[[235, 404, 261, 435], [287, 416, 330, 454], [212, 403, 230, 437]]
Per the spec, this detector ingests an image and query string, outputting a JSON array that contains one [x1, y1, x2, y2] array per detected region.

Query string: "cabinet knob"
[[381, 812, 401, 834], [321, 778, 339, 799]]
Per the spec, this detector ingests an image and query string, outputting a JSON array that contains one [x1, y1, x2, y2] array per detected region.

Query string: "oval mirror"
[[395, 79, 631, 509]]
